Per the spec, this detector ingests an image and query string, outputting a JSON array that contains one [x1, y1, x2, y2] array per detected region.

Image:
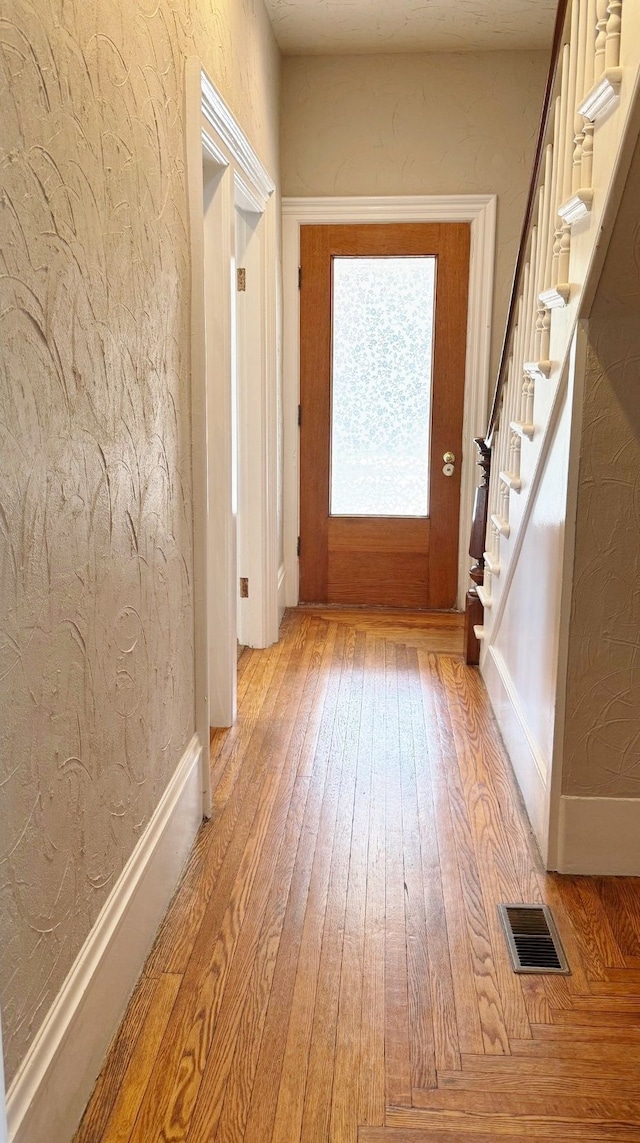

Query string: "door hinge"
[[297, 536, 301, 557], [237, 267, 246, 292], [298, 265, 302, 289], [297, 404, 302, 427], [239, 576, 249, 598]]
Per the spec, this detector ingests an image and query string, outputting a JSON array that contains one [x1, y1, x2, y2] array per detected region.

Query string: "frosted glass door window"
[[330, 256, 436, 517]]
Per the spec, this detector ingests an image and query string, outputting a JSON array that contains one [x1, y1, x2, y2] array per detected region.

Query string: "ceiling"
[[264, 0, 557, 56]]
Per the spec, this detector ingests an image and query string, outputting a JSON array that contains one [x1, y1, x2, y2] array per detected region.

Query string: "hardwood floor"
[[75, 609, 640, 1143]]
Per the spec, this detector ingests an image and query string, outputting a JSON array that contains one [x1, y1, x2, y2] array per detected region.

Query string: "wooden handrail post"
[[464, 437, 491, 665]]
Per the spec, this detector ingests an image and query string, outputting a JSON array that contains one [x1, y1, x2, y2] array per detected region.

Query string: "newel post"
[[464, 437, 491, 665]]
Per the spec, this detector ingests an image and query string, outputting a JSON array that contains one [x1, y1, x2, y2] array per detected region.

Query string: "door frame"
[[282, 195, 496, 611], [186, 59, 278, 737]]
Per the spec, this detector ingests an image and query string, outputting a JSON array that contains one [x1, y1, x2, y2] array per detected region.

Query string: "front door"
[[299, 223, 470, 609]]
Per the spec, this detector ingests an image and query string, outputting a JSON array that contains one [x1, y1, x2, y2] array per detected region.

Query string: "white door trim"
[[185, 60, 277, 730], [282, 195, 496, 611], [235, 194, 280, 650]]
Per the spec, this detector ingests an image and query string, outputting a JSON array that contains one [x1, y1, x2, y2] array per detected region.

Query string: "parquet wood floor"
[[75, 609, 640, 1143]]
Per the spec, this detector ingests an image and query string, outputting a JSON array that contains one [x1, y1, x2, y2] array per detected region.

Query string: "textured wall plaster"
[[280, 50, 548, 384], [0, 0, 279, 1084], [265, 0, 556, 56], [562, 138, 640, 797]]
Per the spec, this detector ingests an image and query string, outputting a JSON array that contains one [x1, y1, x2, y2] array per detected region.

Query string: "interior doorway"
[[282, 195, 497, 614], [187, 61, 278, 731], [299, 222, 470, 609]]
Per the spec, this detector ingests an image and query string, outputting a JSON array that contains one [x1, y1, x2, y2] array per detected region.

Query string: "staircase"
[[466, 0, 640, 870]]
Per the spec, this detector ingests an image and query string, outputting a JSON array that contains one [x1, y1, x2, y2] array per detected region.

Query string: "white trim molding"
[[282, 194, 497, 611], [490, 513, 510, 539], [558, 189, 594, 226], [186, 60, 278, 727], [510, 418, 534, 441], [539, 284, 571, 310], [579, 67, 623, 123], [6, 734, 204, 1143], [499, 470, 522, 493], [476, 584, 492, 609], [523, 359, 551, 381], [200, 71, 275, 206], [482, 646, 548, 860], [201, 128, 229, 169], [555, 796, 640, 875]]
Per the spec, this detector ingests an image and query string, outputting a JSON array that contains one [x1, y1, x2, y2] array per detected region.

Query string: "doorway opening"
[[187, 61, 278, 732], [298, 222, 470, 609], [282, 195, 497, 613]]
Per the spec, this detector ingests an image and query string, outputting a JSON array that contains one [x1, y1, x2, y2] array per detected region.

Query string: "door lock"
[[442, 451, 455, 477]]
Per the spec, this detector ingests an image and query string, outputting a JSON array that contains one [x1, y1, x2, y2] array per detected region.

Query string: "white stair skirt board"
[[556, 796, 640, 876], [481, 644, 548, 862], [6, 734, 204, 1143]]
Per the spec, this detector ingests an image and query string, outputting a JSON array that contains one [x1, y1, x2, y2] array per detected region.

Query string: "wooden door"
[[299, 223, 470, 609]]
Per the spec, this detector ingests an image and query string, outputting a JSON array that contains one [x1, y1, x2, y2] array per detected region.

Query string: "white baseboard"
[[481, 645, 549, 861], [1, 1020, 7, 1143], [556, 795, 640, 875], [277, 562, 287, 624], [6, 734, 204, 1143]]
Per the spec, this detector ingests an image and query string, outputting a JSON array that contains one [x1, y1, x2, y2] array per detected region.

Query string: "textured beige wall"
[[281, 50, 548, 383], [0, 0, 279, 1083], [562, 138, 640, 798]]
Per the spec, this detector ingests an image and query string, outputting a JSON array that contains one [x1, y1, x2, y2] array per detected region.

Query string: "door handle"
[[442, 451, 455, 477]]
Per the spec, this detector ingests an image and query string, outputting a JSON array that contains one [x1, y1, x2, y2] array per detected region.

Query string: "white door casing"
[[186, 60, 278, 732], [282, 195, 496, 612], [235, 192, 279, 650]]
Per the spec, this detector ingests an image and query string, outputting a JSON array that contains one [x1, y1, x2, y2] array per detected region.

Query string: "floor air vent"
[[498, 903, 570, 974]]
